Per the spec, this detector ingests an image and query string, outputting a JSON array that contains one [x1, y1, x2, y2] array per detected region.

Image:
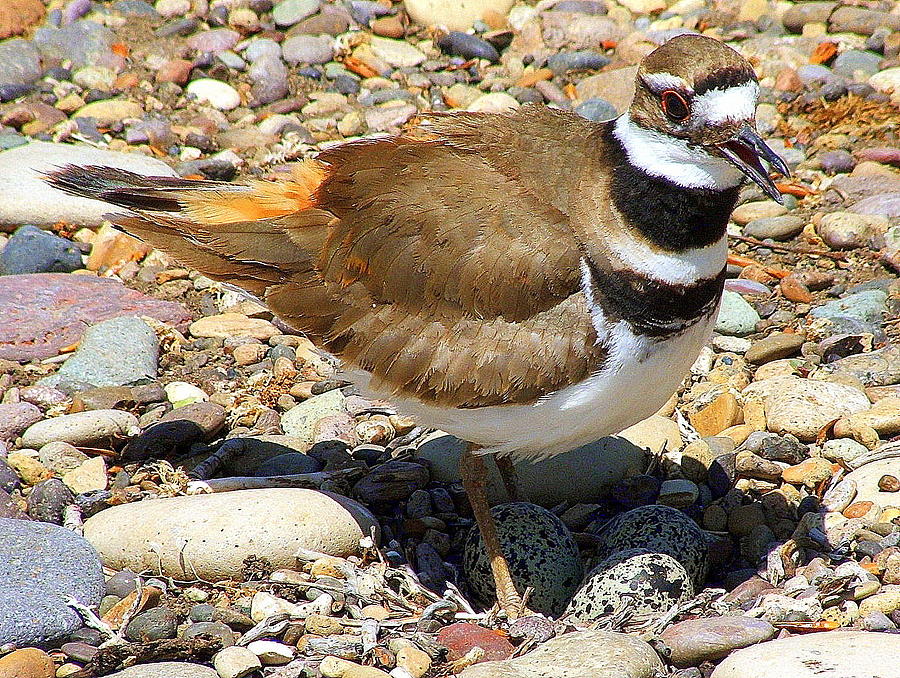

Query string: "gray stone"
[[282, 35, 335, 64], [711, 630, 900, 678], [0, 39, 42, 86], [575, 97, 618, 122], [824, 344, 900, 387], [565, 549, 693, 623], [661, 616, 776, 668], [463, 502, 582, 616], [281, 389, 347, 447], [850, 193, 900, 219], [253, 452, 322, 476], [0, 517, 104, 647], [716, 291, 761, 336], [105, 663, 218, 678], [248, 53, 289, 106], [185, 29, 241, 53], [810, 290, 888, 324], [39, 317, 158, 393], [272, 0, 321, 26], [0, 225, 83, 275], [0, 402, 42, 442], [22, 409, 139, 449], [26, 478, 74, 524], [125, 607, 178, 642], [32, 21, 119, 70], [459, 630, 664, 678], [0, 142, 177, 228], [742, 216, 805, 241], [417, 431, 649, 506]]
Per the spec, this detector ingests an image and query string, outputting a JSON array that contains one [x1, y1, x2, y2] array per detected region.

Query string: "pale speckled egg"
[[463, 502, 582, 616], [564, 548, 693, 623], [588, 504, 709, 587]]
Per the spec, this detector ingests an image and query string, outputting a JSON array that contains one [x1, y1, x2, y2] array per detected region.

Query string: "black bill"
[[717, 126, 791, 203]]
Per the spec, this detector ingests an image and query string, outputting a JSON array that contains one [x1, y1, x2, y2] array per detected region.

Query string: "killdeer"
[[48, 34, 787, 619]]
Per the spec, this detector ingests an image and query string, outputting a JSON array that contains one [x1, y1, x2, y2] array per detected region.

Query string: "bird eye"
[[661, 90, 690, 121]]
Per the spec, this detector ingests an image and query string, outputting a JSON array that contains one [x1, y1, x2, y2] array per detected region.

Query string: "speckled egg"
[[564, 548, 693, 623], [588, 504, 708, 587], [463, 502, 582, 616]]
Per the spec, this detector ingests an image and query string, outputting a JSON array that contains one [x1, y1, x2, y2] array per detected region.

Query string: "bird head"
[[623, 34, 789, 202]]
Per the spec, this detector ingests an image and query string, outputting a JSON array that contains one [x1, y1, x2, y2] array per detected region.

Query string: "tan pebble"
[[719, 424, 754, 446], [6, 452, 52, 485], [395, 646, 431, 678], [879, 475, 900, 492], [361, 604, 391, 620], [62, 455, 108, 494], [689, 391, 743, 437], [0, 648, 55, 678], [232, 342, 266, 366], [56, 663, 82, 677], [86, 223, 151, 271], [781, 458, 834, 487], [310, 557, 347, 578], [859, 591, 900, 617], [320, 656, 391, 678], [881, 508, 900, 523], [743, 397, 767, 431], [289, 381, 316, 399], [305, 613, 344, 636], [189, 313, 279, 340]]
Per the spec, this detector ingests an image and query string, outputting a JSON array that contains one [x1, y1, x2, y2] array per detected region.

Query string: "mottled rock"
[[0, 274, 189, 362]]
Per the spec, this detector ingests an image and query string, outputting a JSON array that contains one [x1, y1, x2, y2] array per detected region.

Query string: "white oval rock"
[[83, 488, 379, 581], [186, 78, 242, 110], [711, 630, 900, 677], [246, 640, 294, 665], [404, 0, 514, 31], [742, 377, 870, 441], [21, 410, 139, 449]]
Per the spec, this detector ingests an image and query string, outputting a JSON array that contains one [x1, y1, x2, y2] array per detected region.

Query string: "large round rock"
[[0, 517, 104, 646], [565, 549, 693, 623], [83, 489, 379, 581], [463, 502, 582, 616], [589, 504, 709, 587]]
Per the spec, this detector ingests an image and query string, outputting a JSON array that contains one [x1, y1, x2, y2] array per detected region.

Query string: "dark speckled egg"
[[564, 548, 693, 623], [588, 504, 709, 588], [463, 502, 582, 616]]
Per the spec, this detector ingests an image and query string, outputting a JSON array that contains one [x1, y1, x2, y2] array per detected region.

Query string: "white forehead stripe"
[[641, 71, 692, 94], [612, 114, 744, 191], [693, 81, 759, 123]]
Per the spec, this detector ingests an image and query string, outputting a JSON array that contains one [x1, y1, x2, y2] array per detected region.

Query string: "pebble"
[[711, 630, 900, 677], [0, 517, 104, 646], [0, 142, 177, 228], [0, 402, 42, 442], [186, 79, 242, 111], [189, 313, 278, 340], [370, 36, 426, 68], [74, 99, 144, 126], [320, 657, 390, 678], [846, 459, 900, 505], [21, 409, 139, 448], [817, 212, 884, 250], [186, 28, 240, 54], [272, 0, 320, 26], [463, 502, 582, 615], [82, 488, 379, 580], [62, 455, 108, 494], [246, 640, 294, 664], [467, 92, 520, 113], [810, 290, 888, 324], [124, 402, 225, 461], [40, 316, 158, 392], [0, 38, 42, 86], [565, 549, 693, 623], [213, 646, 261, 678], [103, 664, 218, 678], [745, 333, 804, 364], [459, 630, 664, 678], [731, 201, 788, 226], [282, 35, 335, 64], [661, 616, 776, 667], [743, 377, 871, 441], [437, 32, 500, 62], [742, 216, 805, 241], [438, 622, 515, 662], [281, 389, 347, 446], [0, 648, 55, 678], [25, 478, 73, 523], [404, 0, 514, 31], [716, 291, 761, 336], [125, 606, 178, 642], [0, 224, 83, 275]]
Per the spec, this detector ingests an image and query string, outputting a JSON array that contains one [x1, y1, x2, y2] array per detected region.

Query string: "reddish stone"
[[0, 0, 45, 39], [857, 147, 900, 167], [156, 59, 193, 85], [436, 622, 515, 663], [0, 273, 191, 362]]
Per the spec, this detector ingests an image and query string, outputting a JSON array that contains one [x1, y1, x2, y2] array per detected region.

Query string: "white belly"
[[347, 315, 716, 461]]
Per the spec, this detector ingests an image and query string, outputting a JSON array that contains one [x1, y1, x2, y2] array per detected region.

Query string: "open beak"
[[717, 126, 791, 204]]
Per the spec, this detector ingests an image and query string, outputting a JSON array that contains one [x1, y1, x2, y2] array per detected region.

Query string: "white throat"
[[613, 114, 744, 191]]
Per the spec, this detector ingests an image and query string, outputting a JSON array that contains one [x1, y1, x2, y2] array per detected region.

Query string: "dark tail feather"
[[45, 164, 239, 213]]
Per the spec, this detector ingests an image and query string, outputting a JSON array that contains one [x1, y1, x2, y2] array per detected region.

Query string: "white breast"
[[347, 312, 716, 462]]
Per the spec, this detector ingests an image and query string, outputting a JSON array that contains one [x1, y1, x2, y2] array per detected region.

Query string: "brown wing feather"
[[46, 106, 608, 407]]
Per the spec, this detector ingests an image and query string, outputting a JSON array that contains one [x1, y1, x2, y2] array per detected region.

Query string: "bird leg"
[[460, 445, 529, 620], [495, 454, 519, 502]]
